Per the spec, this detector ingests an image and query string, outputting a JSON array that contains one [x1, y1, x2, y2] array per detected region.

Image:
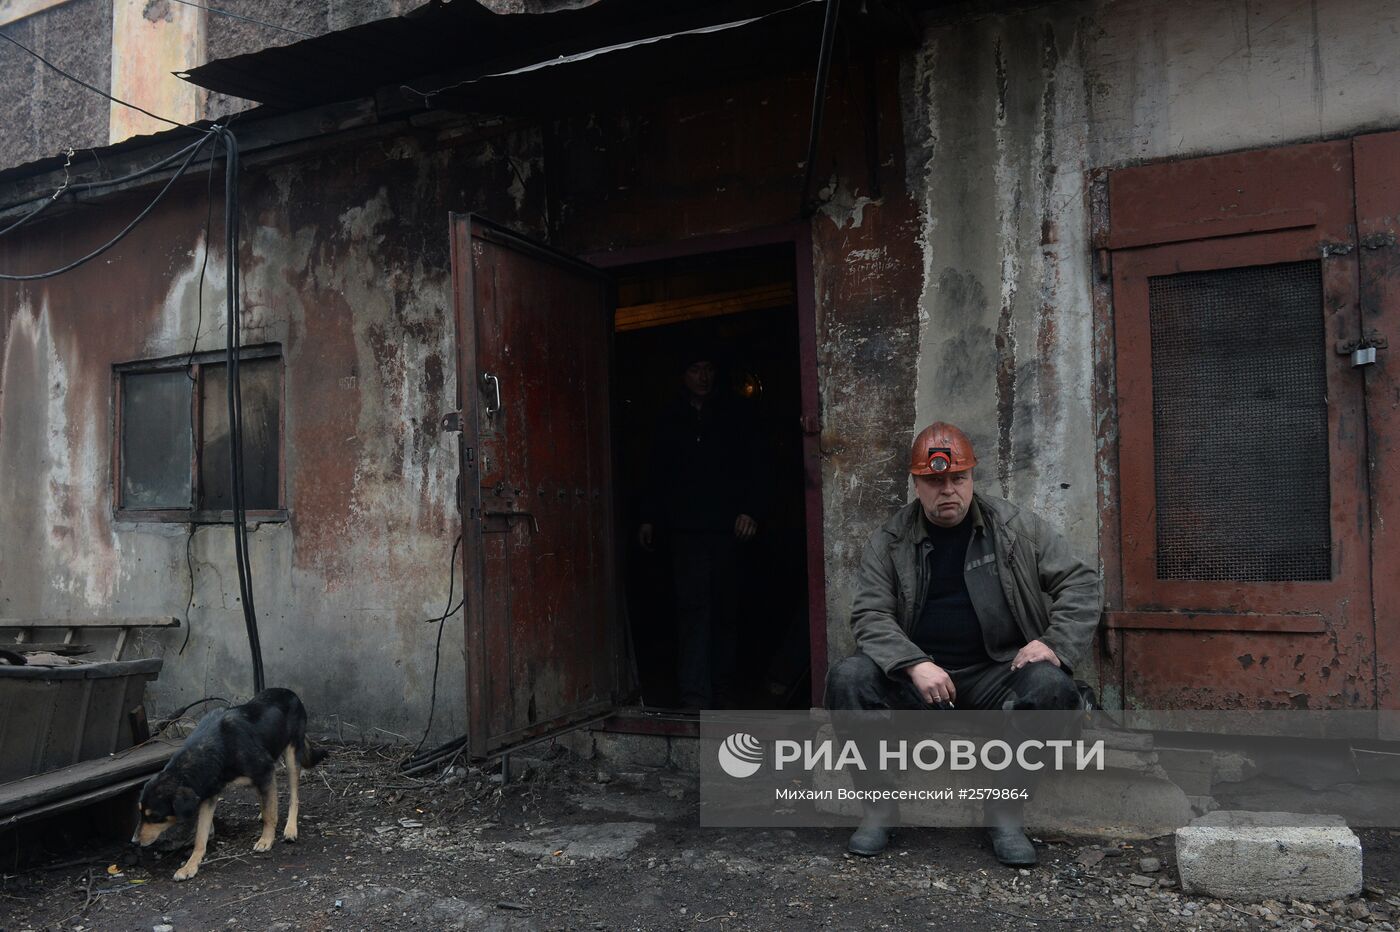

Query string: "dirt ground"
[[4, 743, 1399, 931]]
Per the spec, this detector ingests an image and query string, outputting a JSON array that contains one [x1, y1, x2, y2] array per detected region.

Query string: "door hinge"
[[441, 410, 465, 432]]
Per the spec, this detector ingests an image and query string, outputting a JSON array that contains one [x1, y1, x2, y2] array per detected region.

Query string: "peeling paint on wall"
[[1, 297, 117, 611], [910, 0, 1400, 568]]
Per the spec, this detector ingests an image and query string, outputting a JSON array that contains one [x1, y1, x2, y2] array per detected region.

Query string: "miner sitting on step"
[[824, 421, 1102, 867]]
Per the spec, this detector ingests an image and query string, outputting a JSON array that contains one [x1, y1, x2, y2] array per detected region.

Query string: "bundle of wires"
[[0, 34, 265, 693], [214, 126, 265, 693]]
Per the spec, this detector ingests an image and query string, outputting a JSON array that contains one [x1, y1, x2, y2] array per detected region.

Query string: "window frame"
[[112, 344, 287, 524]]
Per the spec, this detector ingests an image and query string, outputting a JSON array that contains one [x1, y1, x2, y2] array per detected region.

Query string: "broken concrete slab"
[[501, 821, 656, 861], [1175, 811, 1362, 902]]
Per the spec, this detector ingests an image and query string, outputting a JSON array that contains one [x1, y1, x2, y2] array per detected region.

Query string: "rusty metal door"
[[449, 215, 621, 757], [1105, 141, 1377, 710]]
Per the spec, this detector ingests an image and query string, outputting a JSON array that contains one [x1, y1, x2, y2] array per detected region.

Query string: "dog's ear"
[[172, 786, 201, 819]]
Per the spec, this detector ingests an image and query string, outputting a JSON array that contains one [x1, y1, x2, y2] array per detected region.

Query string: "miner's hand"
[[1010, 639, 1060, 671], [906, 660, 956, 705]]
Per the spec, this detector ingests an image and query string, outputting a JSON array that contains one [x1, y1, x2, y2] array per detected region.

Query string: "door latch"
[[1336, 329, 1388, 368], [481, 509, 540, 533], [440, 411, 464, 432]]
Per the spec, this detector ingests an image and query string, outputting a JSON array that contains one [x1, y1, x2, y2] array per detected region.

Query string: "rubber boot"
[[985, 802, 1037, 866], [847, 799, 897, 856]]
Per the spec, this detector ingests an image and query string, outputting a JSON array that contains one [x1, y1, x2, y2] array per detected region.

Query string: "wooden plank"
[[0, 658, 162, 680], [0, 617, 179, 628], [1104, 208, 1316, 250], [2, 643, 94, 656], [1105, 611, 1326, 633], [0, 739, 179, 819], [614, 282, 793, 331], [0, 774, 149, 831]]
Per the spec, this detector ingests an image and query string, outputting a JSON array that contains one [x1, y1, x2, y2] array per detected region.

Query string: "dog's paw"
[[253, 837, 274, 853], [282, 828, 298, 843], [173, 865, 199, 882]]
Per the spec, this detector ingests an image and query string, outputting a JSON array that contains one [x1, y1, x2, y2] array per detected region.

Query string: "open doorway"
[[613, 243, 811, 710]]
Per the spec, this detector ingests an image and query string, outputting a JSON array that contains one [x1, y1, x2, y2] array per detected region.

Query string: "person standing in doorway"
[[639, 346, 764, 710]]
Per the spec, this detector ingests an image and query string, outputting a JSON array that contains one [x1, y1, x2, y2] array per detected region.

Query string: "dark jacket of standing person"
[[640, 392, 764, 534]]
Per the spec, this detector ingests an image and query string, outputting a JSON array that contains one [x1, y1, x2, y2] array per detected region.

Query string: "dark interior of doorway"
[[614, 244, 810, 711]]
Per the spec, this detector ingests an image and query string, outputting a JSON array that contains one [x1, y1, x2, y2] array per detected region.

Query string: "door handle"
[[481, 372, 502, 414]]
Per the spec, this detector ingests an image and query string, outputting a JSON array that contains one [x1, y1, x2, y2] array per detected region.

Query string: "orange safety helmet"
[[909, 422, 977, 476]]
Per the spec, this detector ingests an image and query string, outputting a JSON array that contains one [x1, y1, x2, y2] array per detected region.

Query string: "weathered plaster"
[[109, 0, 205, 142], [0, 127, 536, 741], [909, 0, 1400, 576]]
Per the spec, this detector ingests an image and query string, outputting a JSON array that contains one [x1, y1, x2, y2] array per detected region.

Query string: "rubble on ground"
[[2, 742, 1396, 930]]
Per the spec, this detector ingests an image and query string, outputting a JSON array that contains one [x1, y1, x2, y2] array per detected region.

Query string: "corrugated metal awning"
[[179, 0, 831, 111]]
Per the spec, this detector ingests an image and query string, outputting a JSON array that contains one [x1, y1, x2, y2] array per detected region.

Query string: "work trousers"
[[671, 530, 740, 708], [824, 653, 1081, 808], [825, 652, 1079, 713]]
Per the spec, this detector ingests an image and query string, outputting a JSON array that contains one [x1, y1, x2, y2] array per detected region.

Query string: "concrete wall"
[[0, 0, 111, 173], [1, 0, 615, 173], [0, 0, 430, 171], [0, 56, 922, 734], [0, 123, 536, 742], [9, 0, 1399, 729], [905, 0, 1400, 569]]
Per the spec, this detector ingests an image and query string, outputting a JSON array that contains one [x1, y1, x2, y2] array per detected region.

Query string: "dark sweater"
[[640, 394, 764, 533], [910, 513, 991, 669]]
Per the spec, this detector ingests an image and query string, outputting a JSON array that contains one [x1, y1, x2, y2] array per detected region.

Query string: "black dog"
[[134, 688, 327, 881]]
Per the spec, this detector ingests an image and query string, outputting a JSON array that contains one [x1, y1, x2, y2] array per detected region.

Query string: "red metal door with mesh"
[[1105, 141, 1377, 710], [450, 215, 621, 757]]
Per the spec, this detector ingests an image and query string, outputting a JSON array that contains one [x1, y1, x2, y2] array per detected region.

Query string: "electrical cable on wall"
[[406, 535, 465, 762], [0, 136, 214, 240], [166, 0, 315, 38], [0, 38, 268, 693], [799, 0, 843, 217], [214, 124, 265, 694], [0, 31, 207, 133], [0, 133, 217, 281]]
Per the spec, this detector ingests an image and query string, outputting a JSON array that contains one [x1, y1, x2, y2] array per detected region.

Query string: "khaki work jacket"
[[848, 494, 1102, 675]]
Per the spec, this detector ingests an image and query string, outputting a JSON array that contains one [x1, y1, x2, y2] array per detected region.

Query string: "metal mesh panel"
[[1148, 260, 1331, 582]]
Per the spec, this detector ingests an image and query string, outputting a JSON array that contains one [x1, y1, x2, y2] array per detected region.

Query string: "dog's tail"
[[285, 692, 328, 768], [296, 735, 328, 769]]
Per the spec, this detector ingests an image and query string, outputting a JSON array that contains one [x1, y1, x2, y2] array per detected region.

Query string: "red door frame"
[[584, 222, 829, 715]]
